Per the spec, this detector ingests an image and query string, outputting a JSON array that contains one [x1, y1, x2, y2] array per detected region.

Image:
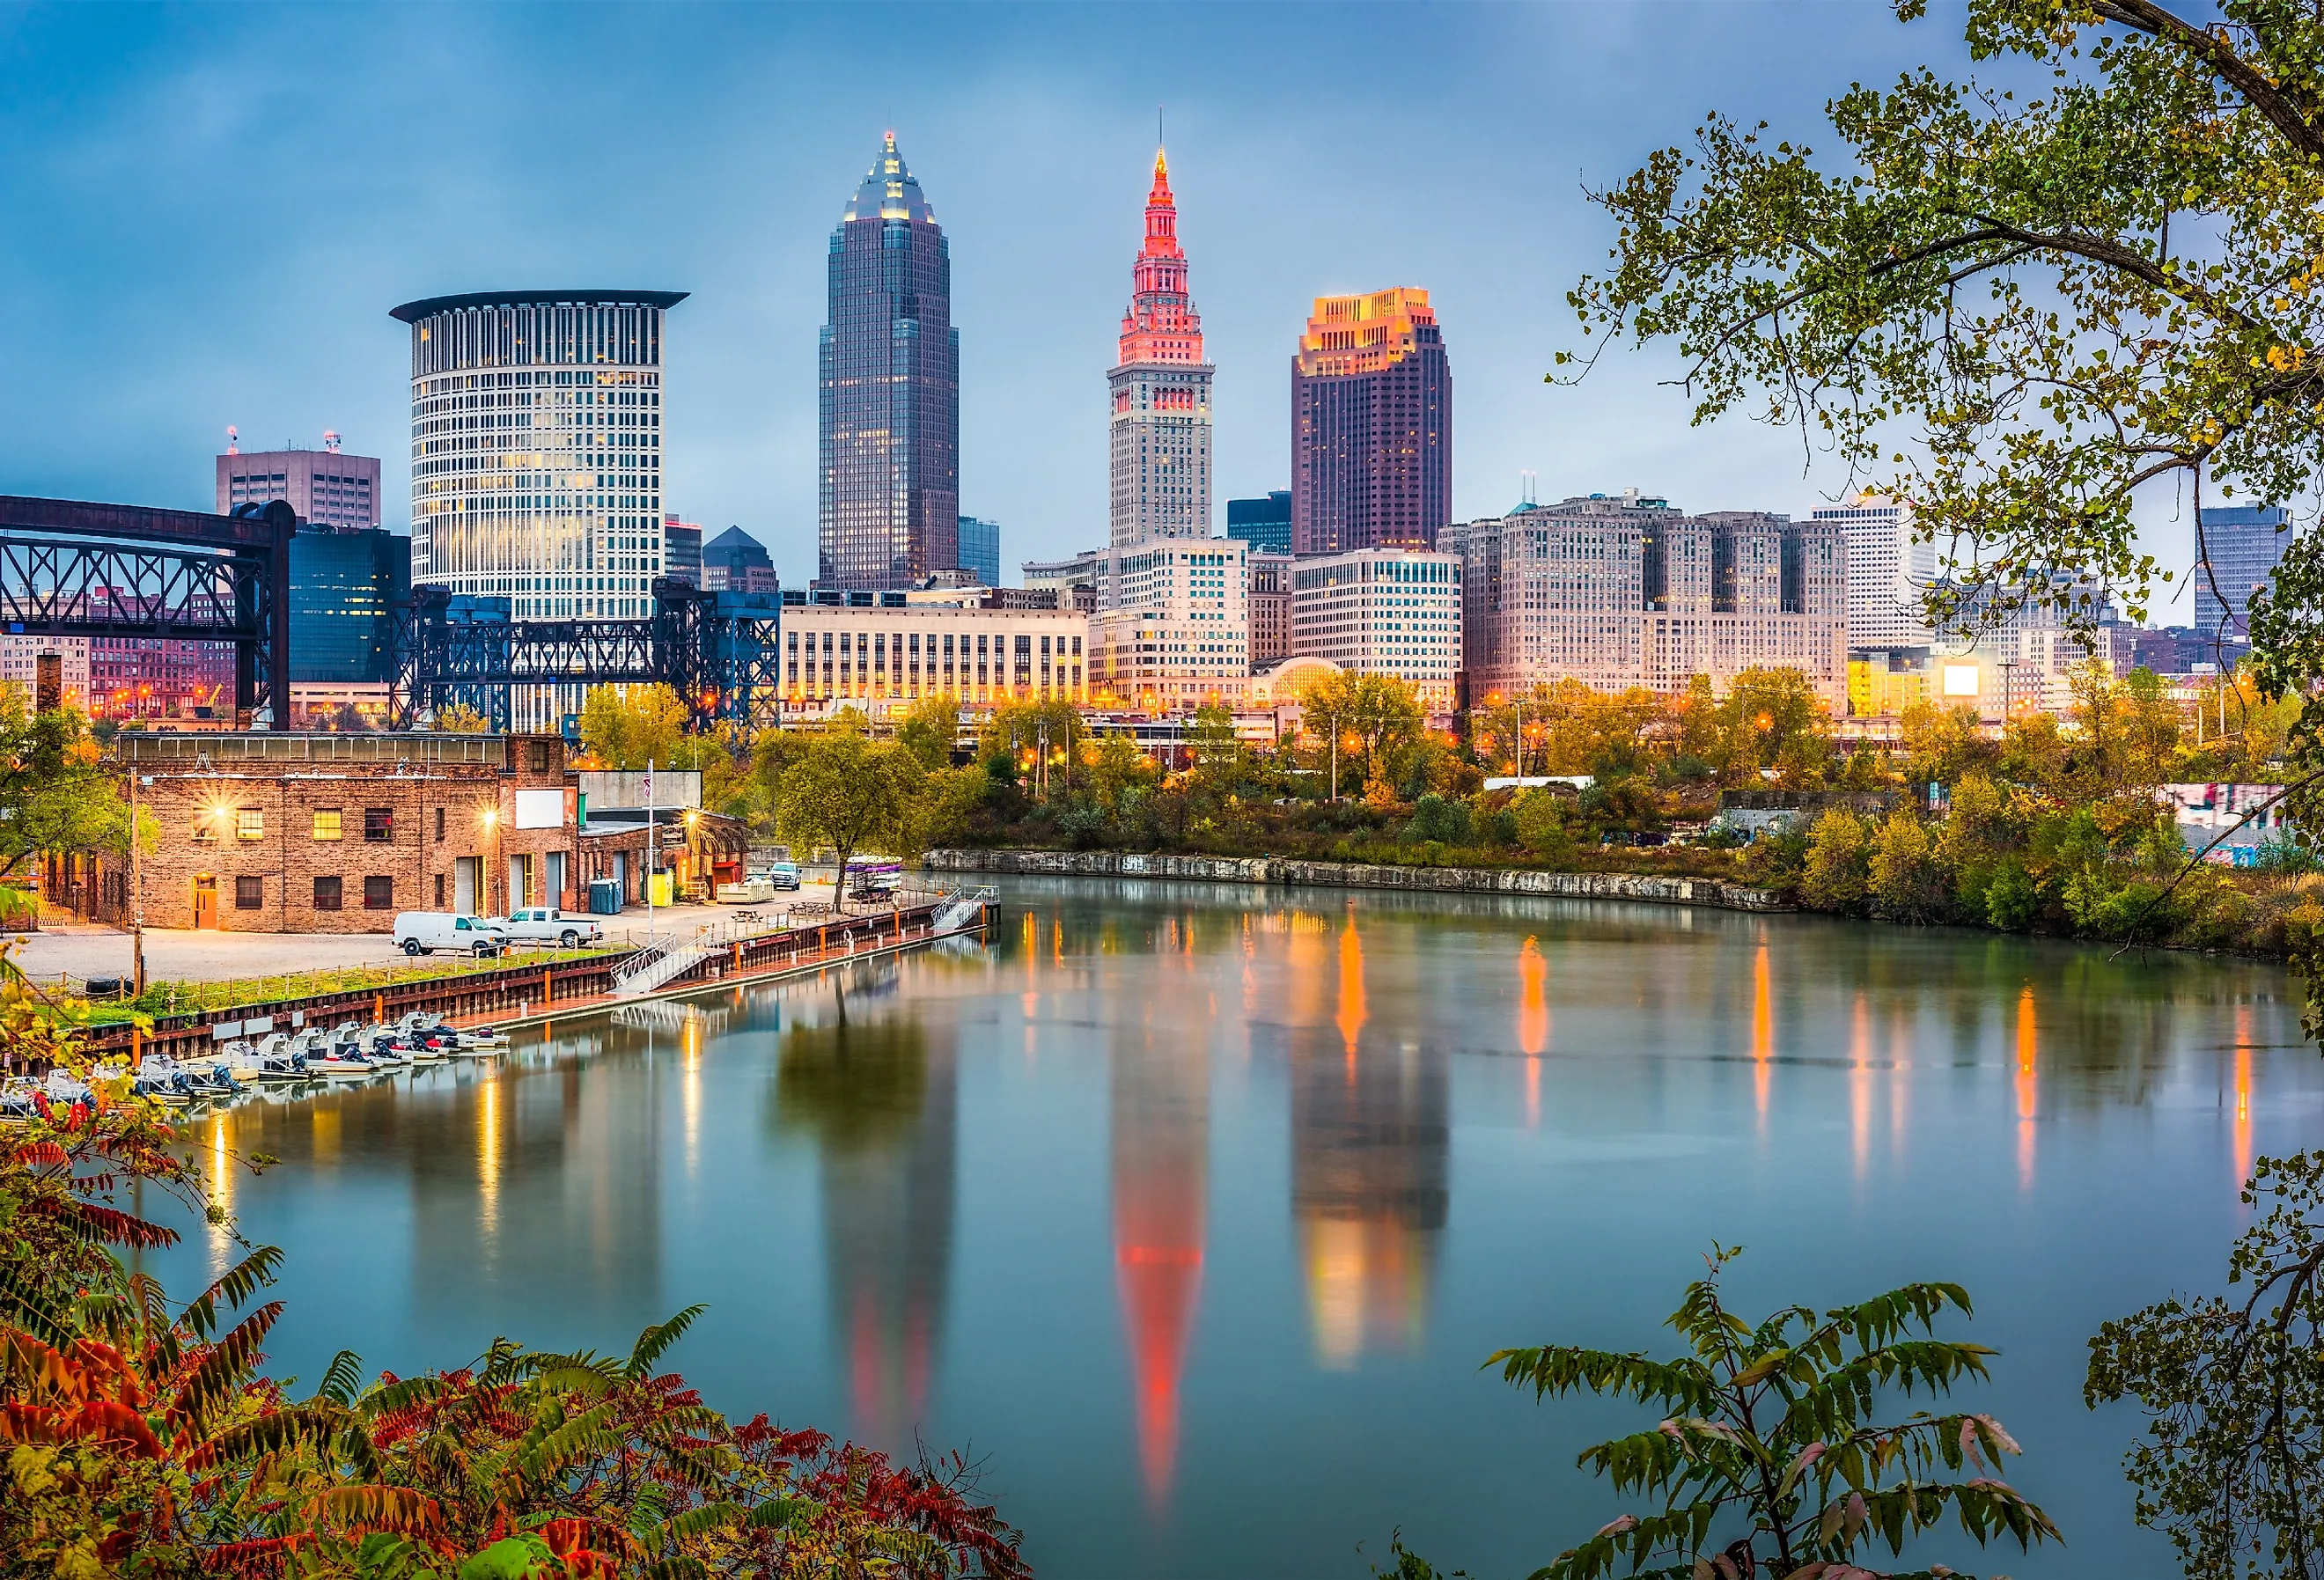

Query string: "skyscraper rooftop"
[[841, 130, 935, 224]]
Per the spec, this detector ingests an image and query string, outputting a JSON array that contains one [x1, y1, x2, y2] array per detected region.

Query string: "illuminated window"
[[236, 808, 264, 842], [313, 809, 342, 841]]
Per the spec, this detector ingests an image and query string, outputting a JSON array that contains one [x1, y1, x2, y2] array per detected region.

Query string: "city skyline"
[[0, 3, 2224, 609]]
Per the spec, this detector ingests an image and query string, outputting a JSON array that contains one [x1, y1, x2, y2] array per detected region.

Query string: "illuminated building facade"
[[1109, 149, 1213, 547], [1291, 289, 1451, 555], [1813, 494, 1931, 650], [1444, 494, 1847, 705], [1288, 547, 1461, 709], [1087, 540, 1252, 711], [820, 133, 960, 590], [1247, 552, 1293, 665], [393, 288, 682, 626], [780, 602, 1086, 716]]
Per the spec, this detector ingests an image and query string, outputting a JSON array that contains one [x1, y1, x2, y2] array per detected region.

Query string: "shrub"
[[1799, 809, 1872, 913], [1406, 793, 1472, 845], [1868, 811, 1948, 922]]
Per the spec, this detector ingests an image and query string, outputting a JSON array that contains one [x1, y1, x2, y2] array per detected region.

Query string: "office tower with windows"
[[662, 516, 703, 586], [1291, 289, 1451, 555], [1444, 493, 1846, 705], [1110, 148, 1213, 547], [1248, 551, 1293, 665], [1813, 494, 1932, 650], [2195, 503, 2289, 639], [393, 288, 683, 628], [290, 529, 410, 683], [702, 526, 777, 593], [1288, 547, 1462, 709], [957, 515, 1001, 586], [217, 437, 380, 531], [1227, 490, 1292, 555], [820, 133, 960, 590]]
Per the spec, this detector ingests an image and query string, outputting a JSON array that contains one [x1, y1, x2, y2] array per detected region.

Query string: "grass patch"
[[76, 946, 625, 1025]]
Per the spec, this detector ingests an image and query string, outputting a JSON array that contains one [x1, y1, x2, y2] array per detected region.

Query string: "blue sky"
[[0, 2, 2210, 611]]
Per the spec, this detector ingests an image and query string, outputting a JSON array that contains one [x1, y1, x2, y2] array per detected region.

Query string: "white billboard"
[[514, 789, 565, 830]]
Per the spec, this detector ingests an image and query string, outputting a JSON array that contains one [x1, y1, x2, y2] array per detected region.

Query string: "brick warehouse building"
[[62, 732, 746, 934]]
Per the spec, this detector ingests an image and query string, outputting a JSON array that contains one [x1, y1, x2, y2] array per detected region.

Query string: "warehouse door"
[[190, 876, 217, 930], [453, 857, 478, 915]]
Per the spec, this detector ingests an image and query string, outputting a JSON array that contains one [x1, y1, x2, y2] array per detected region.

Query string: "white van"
[[393, 912, 511, 958]]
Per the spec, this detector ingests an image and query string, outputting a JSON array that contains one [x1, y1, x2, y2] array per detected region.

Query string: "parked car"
[[767, 861, 801, 891], [393, 912, 511, 958], [498, 907, 604, 948]]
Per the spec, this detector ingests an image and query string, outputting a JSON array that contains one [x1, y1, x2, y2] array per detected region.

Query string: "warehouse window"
[[313, 876, 342, 911], [234, 876, 263, 909], [313, 809, 342, 841], [236, 807, 264, 841], [362, 876, 393, 910], [435, 806, 446, 841], [364, 808, 393, 842]]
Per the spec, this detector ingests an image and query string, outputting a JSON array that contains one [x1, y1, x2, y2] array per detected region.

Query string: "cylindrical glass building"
[[392, 290, 687, 624]]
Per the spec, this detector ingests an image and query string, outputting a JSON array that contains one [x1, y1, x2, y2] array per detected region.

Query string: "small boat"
[[181, 1052, 246, 1100], [453, 1024, 510, 1053], [357, 1028, 411, 1069], [42, 1069, 91, 1106], [131, 1055, 202, 1106], [0, 1076, 40, 1121]]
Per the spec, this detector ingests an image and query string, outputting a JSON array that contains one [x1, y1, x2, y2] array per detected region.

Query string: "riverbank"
[[923, 848, 1791, 912]]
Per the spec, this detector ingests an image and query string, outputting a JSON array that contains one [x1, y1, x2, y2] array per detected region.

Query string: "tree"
[[1901, 701, 1993, 790], [898, 690, 963, 772], [1563, 0, 2324, 665], [432, 702, 492, 734], [1483, 1247, 2056, 1580], [1712, 668, 1829, 782], [577, 682, 690, 769], [774, 730, 923, 911], [2088, 1151, 2324, 1580], [1800, 807, 1874, 913], [0, 691, 125, 879], [1300, 671, 1423, 798]]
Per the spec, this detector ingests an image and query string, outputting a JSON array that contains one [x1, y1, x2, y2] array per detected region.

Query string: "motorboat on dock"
[[0, 1076, 40, 1120], [305, 1023, 388, 1078], [129, 1055, 202, 1106], [228, 1032, 311, 1084]]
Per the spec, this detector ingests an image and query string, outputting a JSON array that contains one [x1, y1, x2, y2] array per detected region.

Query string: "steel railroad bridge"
[[0, 495, 295, 726], [391, 579, 783, 732]]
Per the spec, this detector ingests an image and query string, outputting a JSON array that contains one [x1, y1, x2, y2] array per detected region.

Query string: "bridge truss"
[[0, 496, 294, 727], [392, 579, 782, 733]]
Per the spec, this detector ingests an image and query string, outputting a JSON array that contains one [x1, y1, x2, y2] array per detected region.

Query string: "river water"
[[152, 878, 2316, 1577]]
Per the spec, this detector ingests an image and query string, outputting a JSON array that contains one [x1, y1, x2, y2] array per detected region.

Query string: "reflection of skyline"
[[776, 1003, 957, 1452], [1111, 1019, 1207, 1507], [1289, 915, 1448, 1369]]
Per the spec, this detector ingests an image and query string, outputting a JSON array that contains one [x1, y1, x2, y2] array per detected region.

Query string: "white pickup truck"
[[498, 908, 604, 948]]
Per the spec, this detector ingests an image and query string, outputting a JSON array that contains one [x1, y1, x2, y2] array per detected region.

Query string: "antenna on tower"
[[1520, 469, 1537, 508], [225, 425, 239, 456]]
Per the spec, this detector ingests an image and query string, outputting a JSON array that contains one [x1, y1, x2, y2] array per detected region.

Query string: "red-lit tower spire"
[[1108, 146, 1215, 547], [1119, 150, 1202, 365]]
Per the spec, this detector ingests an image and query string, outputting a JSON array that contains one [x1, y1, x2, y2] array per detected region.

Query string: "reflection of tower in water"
[[1292, 915, 1448, 1368], [776, 1004, 957, 1451], [1110, 1020, 1208, 1506]]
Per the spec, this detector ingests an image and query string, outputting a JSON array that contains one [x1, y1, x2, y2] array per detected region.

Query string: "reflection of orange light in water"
[[2235, 1003, 2254, 1191], [2015, 986, 2037, 1188], [1890, 1013, 1912, 1152], [1054, 915, 1063, 967], [1752, 944, 1772, 1121], [1114, 1041, 1207, 1509], [1518, 937, 1548, 1126], [1305, 1217, 1429, 1368], [1336, 918, 1366, 1073], [1850, 992, 1872, 1180]]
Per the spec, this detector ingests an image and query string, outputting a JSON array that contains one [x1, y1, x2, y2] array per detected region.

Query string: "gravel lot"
[[16, 880, 847, 985]]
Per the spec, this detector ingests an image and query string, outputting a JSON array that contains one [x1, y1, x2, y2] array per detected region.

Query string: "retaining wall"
[[923, 849, 1791, 912]]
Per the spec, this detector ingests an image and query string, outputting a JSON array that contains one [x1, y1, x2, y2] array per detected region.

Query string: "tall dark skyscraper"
[[1291, 288, 1451, 555], [820, 132, 960, 590]]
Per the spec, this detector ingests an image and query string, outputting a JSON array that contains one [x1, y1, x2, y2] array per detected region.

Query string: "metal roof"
[[389, 290, 688, 324]]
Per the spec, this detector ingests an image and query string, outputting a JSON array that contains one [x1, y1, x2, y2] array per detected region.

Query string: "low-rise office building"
[[1086, 539, 1252, 711], [779, 600, 1088, 716], [1288, 547, 1461, 709]]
